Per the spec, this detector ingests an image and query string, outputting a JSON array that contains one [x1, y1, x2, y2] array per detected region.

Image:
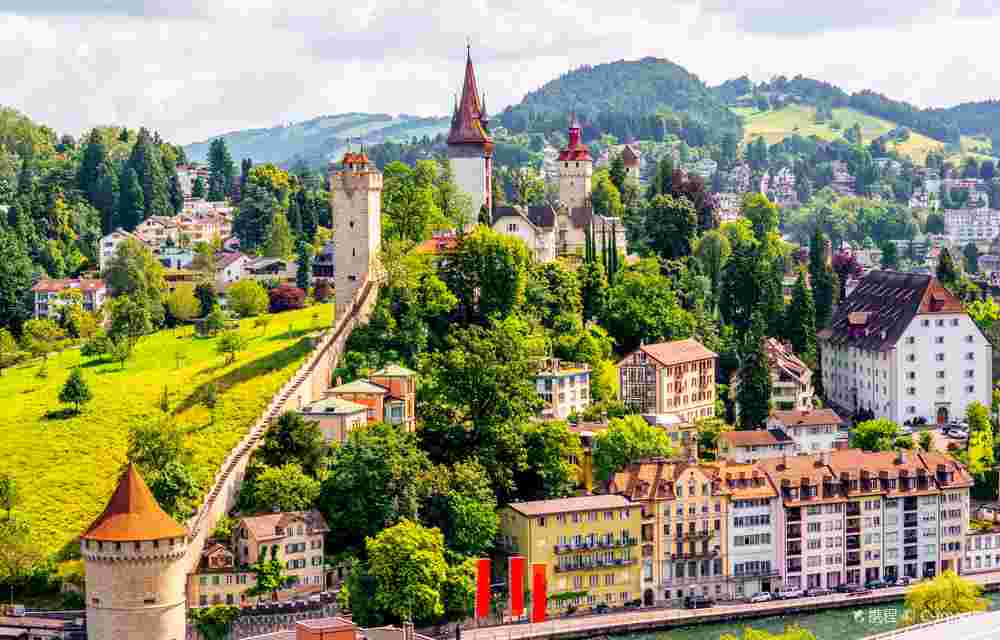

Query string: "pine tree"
[[191, 176, 205, 199], [937, 247, 959, 284], [207, 139, 236, 201], [737, 311, 772, 430], [295, 241, 313, 291], [784, 268, 817, 361], [95, 169, 120, 234], [809, 229, 838, 328], [59, 368, 93, 414], [167, 168, 184, 213], [287, 196, 303, 236], [126, 128, 170, 217], [609, 154, 627, 194], [263, 212, 293, 259], [78, 129, 108, 201], [118, 168, 145, 231]]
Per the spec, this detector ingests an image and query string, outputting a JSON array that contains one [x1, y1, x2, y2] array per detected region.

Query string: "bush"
[[227, 280, 269, 318], [269, 285, 306, 313]]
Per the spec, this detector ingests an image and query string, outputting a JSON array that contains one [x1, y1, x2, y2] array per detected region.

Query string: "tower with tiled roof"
[[80, 464, 189, 640], [329, 147, 382, 318], [558, 114, 593, 210], [446, 45, 493, 226], [621, 141, 641, 181]]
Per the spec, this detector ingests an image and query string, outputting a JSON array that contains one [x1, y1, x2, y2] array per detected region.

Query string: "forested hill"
[[498, 57, 742, 147], [184, 113, 449, 168]]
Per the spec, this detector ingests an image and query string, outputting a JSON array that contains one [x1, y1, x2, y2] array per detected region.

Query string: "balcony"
[[670, 548, 719, 560], [903, 533, 918, 545], [904, 498, 918, 512], [554, 557, 637, 573], [786, 561, 803, 574], [678, 530, 713, 542], [846, 504, 861, 517], [787, 508, 802, 523], [553, 537, 638, 554], [733, 568, 781, 579], [846, 524, 861, 534], [787, 526, 802, 540], [846, 539, 861, 551], [903, 516, 918, 529], [846, 554, 861, 567]]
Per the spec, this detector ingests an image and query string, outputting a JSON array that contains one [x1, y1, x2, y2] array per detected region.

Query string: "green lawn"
[[1, 304, 332, 559], [735, 104, 946, 164]]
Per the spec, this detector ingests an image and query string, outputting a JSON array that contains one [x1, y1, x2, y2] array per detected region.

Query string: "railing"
[[554, 538, 637, 553], [554, 558, 636, 573], [787, 527, 802, 539]]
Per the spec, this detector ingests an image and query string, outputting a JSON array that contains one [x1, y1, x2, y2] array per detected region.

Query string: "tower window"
[[352, 248, 356, 257], [349, 221, 355, 229]]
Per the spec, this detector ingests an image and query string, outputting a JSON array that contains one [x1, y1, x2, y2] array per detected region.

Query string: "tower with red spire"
[[447, 45, 493, 225], [558, 113, 593, 210]]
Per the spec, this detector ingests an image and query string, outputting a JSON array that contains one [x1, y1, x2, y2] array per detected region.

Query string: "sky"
[[3, 1, 1000, 145]]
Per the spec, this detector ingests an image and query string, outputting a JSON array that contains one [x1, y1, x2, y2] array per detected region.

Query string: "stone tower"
[[622, 142, 641, 182], [558, 114, 593, 210], [446, 45, 493, 225], [329, 149, 382, 318], [80, 464, 189, 640]]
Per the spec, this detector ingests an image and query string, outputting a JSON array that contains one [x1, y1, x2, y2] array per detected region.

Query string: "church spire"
[[447, 44, 491, 146]]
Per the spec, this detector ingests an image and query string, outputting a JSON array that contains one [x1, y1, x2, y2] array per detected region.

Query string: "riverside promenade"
[[461, 570, 1000, 640]]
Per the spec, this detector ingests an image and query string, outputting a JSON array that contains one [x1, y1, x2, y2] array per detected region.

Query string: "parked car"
[[805, 587, 833, 597], [624, 599, 643, 609], [593, 602, 610, 614], [749, 592, 773, 603], [684, 595, 715, 609], [886, 576, 911, 587], [946, 428, 969, 439], [865, 579, 888, 590], [776, 588, 804, 600], [836, 583, 865, 594]]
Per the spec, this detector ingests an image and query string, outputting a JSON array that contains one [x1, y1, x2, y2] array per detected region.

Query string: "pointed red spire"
[[447, 46, 492, 147], [81, 464, 187, 542], [559, 113, 591, 162]]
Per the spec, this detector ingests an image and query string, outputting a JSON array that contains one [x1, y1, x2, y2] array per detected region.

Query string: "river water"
[[626, 592, 1000, 640]]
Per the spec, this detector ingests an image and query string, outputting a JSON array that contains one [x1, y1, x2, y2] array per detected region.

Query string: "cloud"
[[1, 2, 1000, 144]]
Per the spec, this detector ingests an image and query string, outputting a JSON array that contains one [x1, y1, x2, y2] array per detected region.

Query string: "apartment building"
[[760, 449, 972, 590], [232, 511, 330, 596], [617, 339, 717, 421], [497, 495, 642, 613], [819, 271, 991, 426], [535, 359, 592, 419], [605, 458, 730, 605], [943, 207, 1000, 245], [721, 463, 781, 599], [188, 543, 256, 607], [31, 279, 107, 319], [98, 229, 141, 273], [719, 430, 796, 464], [964, 526, 1000, 574], [766, 408, 845, 454]]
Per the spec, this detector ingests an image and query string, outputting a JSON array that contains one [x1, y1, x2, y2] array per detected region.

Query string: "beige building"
[[188, 543, 255, 607], [734, 339, 814, 413], [498, 495, 642, 613], [558, 115, 593, 211], [80, 465, 189, 640], [535, 359, 591, 419], [617, 339, 718, 421], [233, 511, 330, 597], [299, 397, 368, 444], [330, 150, 382, 317]]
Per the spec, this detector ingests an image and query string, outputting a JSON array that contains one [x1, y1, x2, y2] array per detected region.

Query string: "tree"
[[592, 415, 676, 482], [268, 285, 306, 313], [233, 184, 278, 251], [188, 605, 240, 640], [365, 519, 448, 623], [191, 176, 206, 199], [900, 571, 987, 626], [694, 230, 732, 305], [783, 268, 816, 361], [808, 229, 838, 328], [227, 280, 269, 317], [257, 411, 327, 477], [107, 335, 134, 370], [216, 330, 247, 364], [736, 312, 772, 430], [246, 546, 295, 602], [319, 422, 431, 551], [0, 473, 19, 520], [126, 128, 171, 217], [512, 421, 583, 501], [696, 417, 732, 461], [207, 138, 235, 201], [0, 230, 34, 335], [832, 250, 863, 302], [421, 461, 498, 556], [127, 421, 198, 516], [850, 418, 900, 452], [0, 519, 42, 600], [295, 240, 313, 291], [880, 242, 899, 270], [59, 368, 92, 414], [609, 154, 628, 193], [104, 238, 165, 326], [645, 193, 698, 260], [108, 295, 153, 348], [0, 328, 21, 376], [602, 259, 694, 353], [966, 401, 995, 475], [918, 430, 935, 452], [937, 247, 959, 285], [263, 212, 294, 259], [195, 282, 217, 316], [964, 242, 980, 274], [443, 226, 530, 323], [248, 463, 321, 513], [591, 172, 623, 218], [381, 160, 445, 242], [165, 283, 201, 324]]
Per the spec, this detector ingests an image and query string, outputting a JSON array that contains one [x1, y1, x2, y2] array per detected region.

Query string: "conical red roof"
[[81, 464, 188, 542], [558, 114, 591, 162], [447, 49, 492, 147]]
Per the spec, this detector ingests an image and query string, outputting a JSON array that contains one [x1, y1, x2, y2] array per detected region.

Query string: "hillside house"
[[31, 279, 107, 319]]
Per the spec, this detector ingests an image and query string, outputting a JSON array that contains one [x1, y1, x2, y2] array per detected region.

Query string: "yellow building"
[[498, 495, 642, 613]]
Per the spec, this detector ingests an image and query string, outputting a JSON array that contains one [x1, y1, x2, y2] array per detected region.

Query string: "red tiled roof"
[[621, 338, 717, 368], [558, 115, 592, 162], [238, 510, 330, 542], [720, 429, 794, 447], [31, 278, 106, 293], [769, 408, 843, 428], [81, 464, 187, 542], [622, 144, 640, 166], [447, 50, 492, 148]]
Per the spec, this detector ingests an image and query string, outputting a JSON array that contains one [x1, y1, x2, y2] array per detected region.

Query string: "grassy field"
[[735, 104, 946, 163], [0, 304, 332, 559]]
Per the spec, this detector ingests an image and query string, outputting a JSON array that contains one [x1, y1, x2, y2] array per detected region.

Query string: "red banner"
[[531, 563, 546, 623], [476, 558, 491, 619], [509, 556, 525, 617]]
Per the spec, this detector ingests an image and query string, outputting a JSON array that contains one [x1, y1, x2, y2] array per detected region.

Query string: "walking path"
[[462, 570, 1000, 640]]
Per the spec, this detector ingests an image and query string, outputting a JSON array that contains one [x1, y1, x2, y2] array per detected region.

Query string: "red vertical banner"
[[531, 563, 547, 623], [509, 556, 525, 617], [476, 558, 491, 619]]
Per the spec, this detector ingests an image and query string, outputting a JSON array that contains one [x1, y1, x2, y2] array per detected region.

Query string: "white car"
[[776, 588, 805, 600], [750, 592, 773, 603]]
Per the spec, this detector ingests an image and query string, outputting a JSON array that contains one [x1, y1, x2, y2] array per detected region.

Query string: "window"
[[935, 336, 944, 344], [936, 319, 945, 327], [967, 385, 975, 393], [907, 372, 917, 380], [967, 353, 976, 361], [967, 335, 975, 342], [906, 336, 915, 344], [907, 406, 916, 414], [907, 387, 916, 395], [936, 353, 945, 362], [538, 517, 546, 527], [966, 370, 975, 378], [921, 320, 930, 327], [936, 371, 946, 379]]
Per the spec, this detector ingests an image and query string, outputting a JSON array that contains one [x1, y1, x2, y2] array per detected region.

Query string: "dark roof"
[[447, 50, 491, 147], [818, 270, 965, 351], [569, 205, 593, 229], [492, 204, 556, 229]]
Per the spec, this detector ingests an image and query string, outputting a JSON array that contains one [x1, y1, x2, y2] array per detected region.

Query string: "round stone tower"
[[80, 464, 189, 640]]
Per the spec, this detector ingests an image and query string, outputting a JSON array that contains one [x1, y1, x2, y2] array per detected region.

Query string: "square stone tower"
[[329, 150, 382, 319], [558, 114, 593, 210]]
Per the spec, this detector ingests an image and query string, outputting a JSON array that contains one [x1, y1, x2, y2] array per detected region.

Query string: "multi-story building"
[[188, 543, 256, 607], [733, 339, 814, 417], [605, 458, 730, 605], [134, 216, 180, 247], [766, 408, 845, 454], [535, 359, 591, 419], [31, 279, 107, 319], [327, 365, 417, 430], [819, 270, 991, 425], [232, 511, 329, 596], [98, 229, 141, 273], [719, 430, 797, 464], [498, 495, 642, 613], [298, 397, 368, 444], [491, 204, 558, 262], [964, 525, 1000, 574], [760, 449, 972, 589], [943, 207, 1000, 245], [721, 463, 781, 599], [617, 339, 717, 421]]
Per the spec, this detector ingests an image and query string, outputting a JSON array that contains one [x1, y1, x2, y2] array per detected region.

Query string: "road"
[[462, 571, 1000, 640], [861, 610, 1000, 639]]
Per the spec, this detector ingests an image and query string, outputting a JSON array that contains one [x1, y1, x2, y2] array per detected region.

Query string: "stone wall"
[[183, 278, 380, 576]]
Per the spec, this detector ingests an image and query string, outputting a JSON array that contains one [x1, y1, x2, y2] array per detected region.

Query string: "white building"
[[818, 271, 991, 426], [733, 339, 814, 417], [31, 278, 108, 319], [964, 527, 1000, 574], [446, 49, 493, 224], [943, 207, 1000, 246], [534, 359, 591, 419], [725, 468, 780, 599], [491, 205, 558, 262], [98, 229, 141, 273], [215, 252, 250, 286], [766, 408, 845, 454], [718, 430, 797, 464]]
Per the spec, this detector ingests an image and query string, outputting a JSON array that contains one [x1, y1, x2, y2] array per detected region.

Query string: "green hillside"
[[184, 113, 449, 168], [0, 304, 331, 558]]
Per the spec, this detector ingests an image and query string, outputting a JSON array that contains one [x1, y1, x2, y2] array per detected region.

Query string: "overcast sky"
[[3, 1, 1000, 144]]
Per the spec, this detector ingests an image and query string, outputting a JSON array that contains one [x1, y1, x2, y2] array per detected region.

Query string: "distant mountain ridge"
[[183, 112, 449, 168]]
